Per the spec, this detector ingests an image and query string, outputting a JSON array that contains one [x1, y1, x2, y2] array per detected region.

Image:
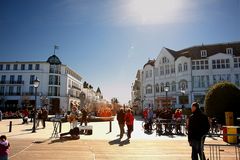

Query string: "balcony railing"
[[0, 81, 24, 85]]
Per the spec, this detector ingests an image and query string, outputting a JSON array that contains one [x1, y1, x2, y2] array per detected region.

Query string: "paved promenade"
[[0, 116, 237, 160]]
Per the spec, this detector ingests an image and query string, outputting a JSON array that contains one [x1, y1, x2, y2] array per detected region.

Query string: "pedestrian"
[[36, 108, 42, 128], [80, 108, 88, 126], [0, 135, 10, 160], [188, 102, 210, 160], [21, 108, 29, 124], [125, 108, 134, 140], [41, 107, 48, 128], [117, 108, 125, 139]]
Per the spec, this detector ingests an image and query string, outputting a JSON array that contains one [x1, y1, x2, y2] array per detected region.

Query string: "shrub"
[[204, 81, 240, 125]]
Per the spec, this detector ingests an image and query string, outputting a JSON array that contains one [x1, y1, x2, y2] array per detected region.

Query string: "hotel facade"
[[0, 55, 102, 113], [131, 41, 240, 112]]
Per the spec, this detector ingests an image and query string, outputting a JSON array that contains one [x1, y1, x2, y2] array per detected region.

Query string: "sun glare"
[[126, 0, 187, 25]]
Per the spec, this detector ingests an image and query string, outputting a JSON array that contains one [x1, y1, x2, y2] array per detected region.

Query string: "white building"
[[134, 41, 240, 110], [0, 54, 102, 113]]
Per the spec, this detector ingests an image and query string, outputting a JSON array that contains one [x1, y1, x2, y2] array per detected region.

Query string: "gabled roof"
[[174, 41, 240, 60], [143, 59, 155, 68]]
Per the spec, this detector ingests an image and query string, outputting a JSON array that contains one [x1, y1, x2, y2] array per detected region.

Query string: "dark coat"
[[117, 110, 125, 124], [188, 109, 210, 142]]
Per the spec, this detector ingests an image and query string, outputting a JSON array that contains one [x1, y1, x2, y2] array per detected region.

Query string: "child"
[[0, 135, 10, 160]]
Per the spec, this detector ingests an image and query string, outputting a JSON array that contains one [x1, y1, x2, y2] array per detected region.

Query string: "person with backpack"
[[117, 108, 125, 139]]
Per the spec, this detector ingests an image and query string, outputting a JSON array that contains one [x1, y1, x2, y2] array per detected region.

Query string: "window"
[[49, 75, 60, 85], [234, 58, 240, 68], [171, 81, 176, 92], [0, 64, 3, 70], [192, 60, 208, 70], [160, 66, 164, 75], [0, 86, 4, 95], [201, 50, 207, 57], [178, 64, 182, 72], [9, 86, 14, 95], [183, 63, 188, 71], [212, 74, 231, 84], [149, 70, 152, 78], [28, 64, 33, 70], [171, 65, 175, 74], [165, 65, 170, 75], [16, 86, 21, 95], [162, 57, 167, 64], [30, 75, 35, 84], [35, 64, 40, 70], [160, 83, 164, 92], [212, 59, 230, 69], [48, 86, 60, 96], [156, 84, 159, 93], [146, 85, 152, 94], [226, 48, 233, 55], [1, 75, 6, 83], [21, 64, 25, 70], [49, 64, 61, 74], [145, 71, 148, 78], [179, 80, 188, 90], [17, 75, 22, 83], [10, 75, 15, 84], [6, 64, 10, 70], [13, 64, 18, 70]]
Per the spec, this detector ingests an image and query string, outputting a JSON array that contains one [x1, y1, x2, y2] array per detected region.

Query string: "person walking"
[[0, 135, 10, 160], [80, 108, 88, 126], [117, 108, 125, 139], [188, 102, 210, 160], [125, 108, 134, 140], [41, 107, 48, 129]]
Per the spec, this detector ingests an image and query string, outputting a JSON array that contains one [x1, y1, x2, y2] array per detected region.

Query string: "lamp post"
[[32, 77, 40, 133], [164, 85, 169, 107], [180, 88, 185, 108]]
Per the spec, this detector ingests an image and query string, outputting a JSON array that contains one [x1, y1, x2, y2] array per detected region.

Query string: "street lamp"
[[32, 77, 40, 133], [180, 88, 185, 108], [164, 85, 169, 107]]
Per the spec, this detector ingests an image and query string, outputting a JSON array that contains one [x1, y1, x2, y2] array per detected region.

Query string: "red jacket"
[[125, 112, 134, 126]]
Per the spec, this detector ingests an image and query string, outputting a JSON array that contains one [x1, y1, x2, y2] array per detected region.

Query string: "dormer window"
[[201, 50, 207, 58], [226, 48, 233, 55]]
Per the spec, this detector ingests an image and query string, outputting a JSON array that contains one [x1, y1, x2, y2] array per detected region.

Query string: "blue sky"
[[0, 0, 239, 104]]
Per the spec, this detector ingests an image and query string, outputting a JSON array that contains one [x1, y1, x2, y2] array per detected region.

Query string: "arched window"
[[184, 63, 188, 71], [146, 85, 152, 94], [171, 81, 176, 91], [160, 83, 164, 92], [156, 84, 159, 93], [179, 80, 188, 90], [178, 64, 182, 72]]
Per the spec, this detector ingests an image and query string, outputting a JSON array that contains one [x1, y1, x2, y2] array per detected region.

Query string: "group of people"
[[67, 106, 88, 129], [116, 108, 134, 139]]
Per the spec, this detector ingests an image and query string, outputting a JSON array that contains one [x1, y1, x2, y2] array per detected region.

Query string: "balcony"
[[0, 81, 24, 85]]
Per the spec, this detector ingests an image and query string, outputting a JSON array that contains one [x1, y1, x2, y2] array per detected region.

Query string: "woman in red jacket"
[[125, 108, 134, 139]]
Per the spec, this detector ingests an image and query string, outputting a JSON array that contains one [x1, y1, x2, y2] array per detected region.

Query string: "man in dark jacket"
[[117, 108, 125, 139], [188, 102, 210, 160]]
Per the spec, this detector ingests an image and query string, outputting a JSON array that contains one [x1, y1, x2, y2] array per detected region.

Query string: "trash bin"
[[222, 126, 240, 144], [225, 112, 234, 126]]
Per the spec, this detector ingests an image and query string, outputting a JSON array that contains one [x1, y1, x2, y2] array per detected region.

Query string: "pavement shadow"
[[108, 138, 130, 146], [49, 136, 80, 144]]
